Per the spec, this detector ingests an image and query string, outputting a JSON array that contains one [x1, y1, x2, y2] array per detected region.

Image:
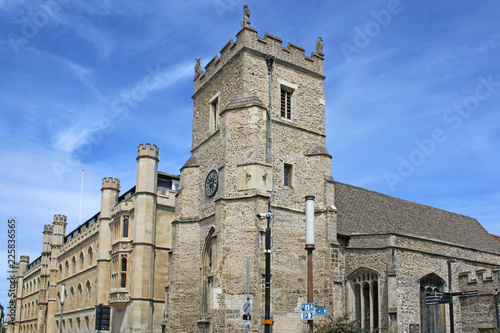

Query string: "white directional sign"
[[300, 302, 315, 321], [300, 311, 315, 321]]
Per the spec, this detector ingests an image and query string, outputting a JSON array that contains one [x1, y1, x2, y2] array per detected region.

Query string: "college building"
[[8, 7, 500, 333]]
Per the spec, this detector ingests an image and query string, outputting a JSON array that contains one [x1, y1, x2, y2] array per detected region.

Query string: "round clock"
[[205, 169, 218, 197]]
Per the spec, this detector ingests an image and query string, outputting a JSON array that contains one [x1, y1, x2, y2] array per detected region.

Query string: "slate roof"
[[334, 181, 500, 254]]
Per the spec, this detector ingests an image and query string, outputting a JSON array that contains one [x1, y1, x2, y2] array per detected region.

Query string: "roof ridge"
[[333, 181, 476, 221]]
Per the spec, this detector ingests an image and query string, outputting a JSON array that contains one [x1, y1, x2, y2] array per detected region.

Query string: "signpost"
[[425, 290, 479, 305], [300, 303, 315, 321]]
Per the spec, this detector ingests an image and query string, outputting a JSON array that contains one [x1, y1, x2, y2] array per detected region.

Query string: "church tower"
[[168, 7, 337, 332]]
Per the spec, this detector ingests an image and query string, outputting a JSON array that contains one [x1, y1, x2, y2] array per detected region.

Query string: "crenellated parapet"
[[194, 26, 324, 92], [102, 177, 120, 190], [43, 224, 53, 234], [137, 143, 159, 159], [53, 214, 67, 225], [459, 268, 499, 284], [20, 255, 30, 263]]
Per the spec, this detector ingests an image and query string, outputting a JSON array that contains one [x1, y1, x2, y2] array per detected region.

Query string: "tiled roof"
[[490, 233, 500, 244], [334, 181, 500, 254]]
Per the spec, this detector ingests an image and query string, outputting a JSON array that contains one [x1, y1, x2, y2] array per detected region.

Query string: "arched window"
[[122, 218, 129, 238], [348, 268, 379, 331], [420, 273, 446, 332], [120, 257, 127, 288], [202, 227, 217, 316]]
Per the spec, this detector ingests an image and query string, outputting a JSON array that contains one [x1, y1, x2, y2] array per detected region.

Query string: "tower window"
[[284, 163, 292, 187], [210, 97, 219, 133], [120, 257, 127, 288], [280, 86, 293, 119], [122, 218, 129, 238]]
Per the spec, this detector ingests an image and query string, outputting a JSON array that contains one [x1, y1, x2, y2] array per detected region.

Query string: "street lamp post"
[[60, 284, 65, 333], [257, 209, 273, 333], [305, 196, 315, 333], [447, 259, 456, 333]]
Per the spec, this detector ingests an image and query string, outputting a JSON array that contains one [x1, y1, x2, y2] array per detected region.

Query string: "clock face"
[[205, 170, 218, 197]]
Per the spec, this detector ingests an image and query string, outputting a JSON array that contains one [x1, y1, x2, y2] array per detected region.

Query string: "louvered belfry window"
[[280, 87, 292, 119]]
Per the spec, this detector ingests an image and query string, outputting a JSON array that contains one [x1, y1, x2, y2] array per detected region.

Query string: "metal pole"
[[495, 290, 499, 328], [305, 196, 315, 333], [266, 55, 274, 165], [264, 207, 272, 333], [247, 257, 250, 333], [264, 54, 274, 333], [59, 284, 65, 333], [447, 259, 456, 333]]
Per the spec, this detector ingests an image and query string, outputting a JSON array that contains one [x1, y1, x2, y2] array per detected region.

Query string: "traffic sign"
[[300, 302, 315, 312], [315, 306, 327, 316], [300, 311, 315, 321], [452, 290, 479, 296], [243, 301, 251, 314]]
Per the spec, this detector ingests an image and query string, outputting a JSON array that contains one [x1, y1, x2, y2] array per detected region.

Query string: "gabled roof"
[[334, 181, 500, 254]]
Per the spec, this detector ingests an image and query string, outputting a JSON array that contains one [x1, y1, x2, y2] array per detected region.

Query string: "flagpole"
[[79, 169, 84, 226]]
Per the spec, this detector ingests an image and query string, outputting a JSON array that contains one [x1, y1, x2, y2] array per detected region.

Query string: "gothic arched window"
[[348, 268, 379, 331], [121, 256, 127, 288], [202, 227, 217, 316], [420, 273, 446, 332], [122, 218, 129, 238]]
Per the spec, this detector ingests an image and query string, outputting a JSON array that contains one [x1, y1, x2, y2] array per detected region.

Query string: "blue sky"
[[1, 0, 499, 313]]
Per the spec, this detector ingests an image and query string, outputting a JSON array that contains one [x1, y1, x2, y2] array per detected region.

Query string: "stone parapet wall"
[[194, 26, 323, 93]]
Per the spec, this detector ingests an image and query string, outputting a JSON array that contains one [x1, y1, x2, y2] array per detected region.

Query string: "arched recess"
[[420, 273, 446, 333], [346, 267, 380, 331], [79, 251, 85, 271], [87, 246, 94, 266], [201, 226, 217, 317], [85, 280, 91, 308]]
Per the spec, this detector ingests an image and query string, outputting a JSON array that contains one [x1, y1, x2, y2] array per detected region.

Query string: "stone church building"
[[8, 8, 500, 333]]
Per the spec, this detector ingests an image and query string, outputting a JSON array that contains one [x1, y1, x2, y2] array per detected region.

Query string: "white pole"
[[78, 169, 84, 226], [60, 283, 65, 333], [305, 196, 315, 245]]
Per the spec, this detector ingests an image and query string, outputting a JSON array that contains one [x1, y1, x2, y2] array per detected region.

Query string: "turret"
[[128, 143, 159, 331], [51, 215, 67, 247], [96, 177, 120, 304], [136, 143, 159, 194], [42, 224, 52, 254], [19, 255, 29, 274], [101, 177, 120, 219]]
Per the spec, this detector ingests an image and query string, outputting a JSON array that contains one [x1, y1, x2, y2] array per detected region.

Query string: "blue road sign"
[[300, 302, 315, 312], [315, 306, 327, 316]]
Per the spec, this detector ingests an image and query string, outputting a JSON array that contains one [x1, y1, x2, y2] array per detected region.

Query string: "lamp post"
[[447, 259, 456, 333], [60, 284, 65, 333], [305, 196, 315, 333], [257, 209, 273, 333], [494, 289, 499, 328]]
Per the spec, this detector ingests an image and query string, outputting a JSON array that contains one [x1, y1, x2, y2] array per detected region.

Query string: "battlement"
[[137, 143, 159, 159], [43, 224, 53, 233], [102, 177, 120, 190], [459, 268, 499, 284], [194, 26, 324, 92], [53, 214, 67, 224], [20, 255, 30, 262]]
